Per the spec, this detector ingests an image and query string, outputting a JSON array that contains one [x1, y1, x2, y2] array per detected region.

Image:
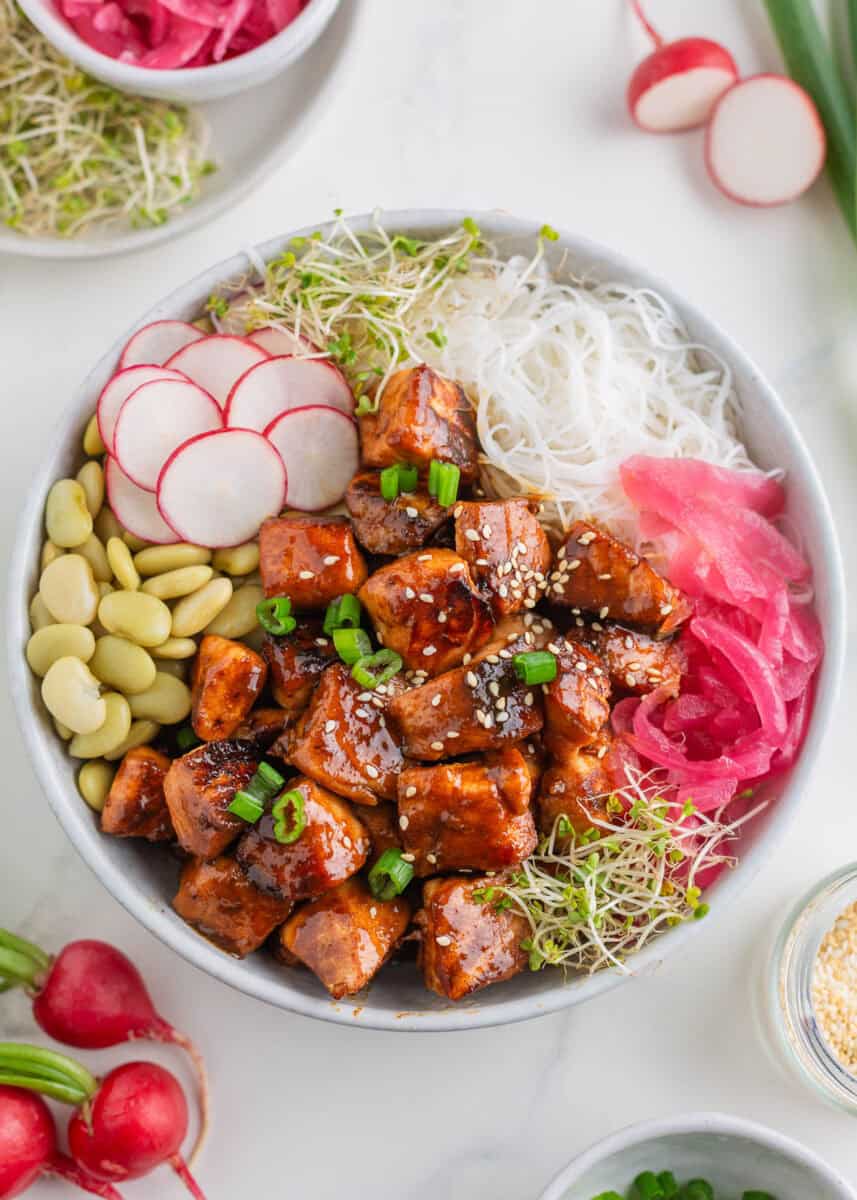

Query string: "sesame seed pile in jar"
[[812, 901, 857, 1076]]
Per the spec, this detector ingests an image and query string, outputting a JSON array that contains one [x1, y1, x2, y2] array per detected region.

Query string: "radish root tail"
[[159, 1028, 210, 1166], [630, 0, 663, 47], [170, 1154, 208, 1200], [50, 1153, 126, 1199]]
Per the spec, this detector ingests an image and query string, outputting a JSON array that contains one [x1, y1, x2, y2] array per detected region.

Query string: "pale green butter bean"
[[98, 590, 172, 648], [106, 537, 140, 591], [134, 544, 211, 575], [78, 760, 115, 812], [77, 534, 112, 583], [40, 555, 99, 625], [40, 541, 64, 570], [46, 479, 93, 548], [95, 507, 124, 545], [204, 584, 263, 639], [69, 693, 132, 759], [171, 577, 232, 638], [104, 719, 161, 762], [83, 414, 106, 458], [29, 593, 53, 632], [26, 624, 95, 677], [212, 542, 259, 577], [76, 461, 104, 519], [154, 658, 188, 680], [151, 637, 198, 660], [90, 635, 157, 694], [41, 656, 105, 734], [128, 672, 191, 724], [141, 564, 213, 600], [123, 532, 150, 552]]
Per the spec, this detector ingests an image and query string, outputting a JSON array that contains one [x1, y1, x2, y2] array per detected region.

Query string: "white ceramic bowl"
[[539, 1112, 856, 1200], [8, 210, 846, 1032], [17, 0, 340, 102]]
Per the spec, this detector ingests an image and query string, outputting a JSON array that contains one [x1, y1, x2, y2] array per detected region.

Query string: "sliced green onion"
[[228, 761, 285, 823], [427, 458, 441, 497], [256, 595, 296, 635], [176, 726, 201, 752], [380, 465, 401, 501], [323, 593, 362, 635], [272, 789, 306, 844], [513, 650, 557, 685], [352, 649, 403, 689], [228, 791, 264, 823], [368, 849, 414, 900], [434, 462, 460, 507], [631, 1173, 664, 1200], [333, 626, 372, 664], [398, 464, 418, 492]]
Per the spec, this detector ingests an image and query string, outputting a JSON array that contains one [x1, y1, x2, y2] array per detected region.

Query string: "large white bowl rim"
[[8, 210, 846, 1032]]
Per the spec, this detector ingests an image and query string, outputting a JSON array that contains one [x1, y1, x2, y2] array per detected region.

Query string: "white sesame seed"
[[418, 553, 432, 562], [486, 654, 499, 664], [450, 562, 466, 573], [436, 935, 452, 946], [475, 558, 489, 567], [323, 555, 340, 566], [405, 785, 417, 799], [495, 697, 506, 710], [430, 740, 444, 751], [465, 528, 480, 542], [324, 720, 337, 733], [516, 542, 527, 555], [547, 642, 560, 654], [423, 645, 437, 656], [568, 559, 581, 571], [597, 744, 608, 759], [524, 692, 534, 706], [406, 507, 418, 518], [466, 672, 478, 688], [431, 694, 442, 707], [599, 606, 609, 619], [578, 531, 597, 546], [453, 506, 463, 519], [426, 853, 438, 864], [575, 660, 587, 672], [438, 611, 447, 623], [366, 764, 379, 779], [358, 691, 373, 701], [401, 853, 416, 863], [298, 570, 314, 580], [499, 649, 512, 659], [482, 525, 492, 538], [488, 681, 500, 697], [447, 730, 459, 739], [370, 906, 378, 918], [627, 661, 642, 671], [344, 836, 352, 848], [315, 637, 329, 647], [356, 707, 370, 719], [404, 587, 415, 599], [498, 584, 508, 598], [399, 814, 409, 830], [557, 546, 566, 560], [419, 592, 433, 603], [462, 653, 472, 665], [496, 711, 510, 723], [660, 602, 673, 616]]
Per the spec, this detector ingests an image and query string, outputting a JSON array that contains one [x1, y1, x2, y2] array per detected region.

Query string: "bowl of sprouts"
[[538, 1113, 856, 1200], [9, 210, 845, 1031]]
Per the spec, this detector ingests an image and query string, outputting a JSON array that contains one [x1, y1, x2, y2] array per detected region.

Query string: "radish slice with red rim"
[[264, 405, 359, 512], [157, 428, 287, 547], [705, 74, 826, 207], [249, 325, 317, 357], [165, 334, 270, 409], [225, 356, 354, 431], [113, 378, 223, 492], [104, 457, 180, 545], [97, 365, 187, 456], [118, 320, 204, 369]]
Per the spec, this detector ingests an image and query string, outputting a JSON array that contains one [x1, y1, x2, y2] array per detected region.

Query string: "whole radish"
[[0, 1046, 207, 1200], [627, 0, 738, 132], [0, 1085, 124, 1199], [0, 930, 208, 1158]]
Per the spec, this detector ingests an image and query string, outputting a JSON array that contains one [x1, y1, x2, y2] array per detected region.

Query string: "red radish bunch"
[[97, 318, 358, 548], [627, 0, 825, 207], [0, 1047, 206, 1199], [0, 932, 208, 1160], [0, 1086, 122, 1199]]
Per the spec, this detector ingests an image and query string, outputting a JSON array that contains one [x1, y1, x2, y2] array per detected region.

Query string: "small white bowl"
[[17, 0, 340, 102], [539, 1113, 856, 1200]]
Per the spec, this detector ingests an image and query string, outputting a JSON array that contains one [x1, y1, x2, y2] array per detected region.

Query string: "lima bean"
[[204, 584, 263, 639], [128, 672, 192, 724], [104, 719, 161, 762], [212, 542, 259, 577], [29, 593, 53, 632], [134, 544, 210, 575], [89, 635, 157, 695], [82, 414, 106, 457], [40, 555, 99, 625], [151, 637, 197, 660], [98, 590, 172, 648], [45, 479, 93, 549], [76, 461, 104, 518], [171, 577, 232, 638], [26, 624, 96, 677], [106, 537, 140, 591], [95, 507, 124, 545], [78, 760, 115, 812], [41, 656, 105, 734], [77, 534, 112, 583], [141, 564, 213, 600], [69, 693, 132, 759], [40, 541, 64, 570]]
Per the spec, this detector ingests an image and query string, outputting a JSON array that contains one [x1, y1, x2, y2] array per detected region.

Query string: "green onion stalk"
[[494, 767, 765, 975], [0, 0, 215, 238]]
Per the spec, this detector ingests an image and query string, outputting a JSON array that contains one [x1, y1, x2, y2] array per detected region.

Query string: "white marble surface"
[[1, 1, 856, 1196]]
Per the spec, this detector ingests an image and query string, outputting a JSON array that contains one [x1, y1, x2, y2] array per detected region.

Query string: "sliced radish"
[[113, 378, 223, 491], [264, 405, 358, 512], [225, 356, 354, 431], [104, 456, 180, 545], [97, 365, 188, 456], [157, 429, 287, 548], [627, 0, 737, 132], [705, 74, 826, 207], [164, 335, 270, 410], [249, 325, 316, 357], [118, 320, 204, 369]]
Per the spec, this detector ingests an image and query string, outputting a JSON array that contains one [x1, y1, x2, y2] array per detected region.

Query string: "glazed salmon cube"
[[191, 634, 267, 742], [359, 364, 479, 482], [454, 498, 552, 618], [415, 875, 529, 1001], [232, 707, 291, 750], [398, 748, 537, 875], [286, 663, 407, 805], [173, 856, 291, 958], [548, 520, 691, 636], [569, 621, 685, 697], [261, 620, 337, 718], [358, 549, 493, 676], [538, 736, 614, 837], [101, 746, 173, 842], [358, 802, 403, 864], [259, 516, 368, 610], [388, 617, 546, 760], [236, 775, 370, 902], [543, 637, 611, 748], [163, 739, 259, 859], [346, 471, 448, 556], [278, 876, 411, 999]]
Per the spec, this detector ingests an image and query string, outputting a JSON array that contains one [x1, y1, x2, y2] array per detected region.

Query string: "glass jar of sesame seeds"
[[761, 863, 857, 1114]]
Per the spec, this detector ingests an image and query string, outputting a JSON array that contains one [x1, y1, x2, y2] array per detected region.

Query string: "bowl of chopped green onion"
[[539, 1113, 855, 1200]]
